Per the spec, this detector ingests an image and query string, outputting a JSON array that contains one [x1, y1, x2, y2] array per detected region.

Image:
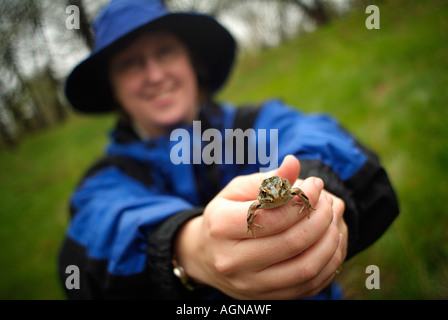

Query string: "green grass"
[[0, 114, 114, 299], [1, 0, 447, 299]]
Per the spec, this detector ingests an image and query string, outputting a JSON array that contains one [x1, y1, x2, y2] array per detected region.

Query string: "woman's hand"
[[175, 155, 347, 299]]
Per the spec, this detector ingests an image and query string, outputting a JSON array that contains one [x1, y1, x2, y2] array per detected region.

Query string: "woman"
[[60, 0, 399, 299]]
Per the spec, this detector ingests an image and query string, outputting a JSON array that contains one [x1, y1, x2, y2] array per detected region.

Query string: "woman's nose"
[[143, 58, 166, 84]]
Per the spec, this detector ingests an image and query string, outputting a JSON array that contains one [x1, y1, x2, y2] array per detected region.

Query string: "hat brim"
[[65, 13, 236, 113]]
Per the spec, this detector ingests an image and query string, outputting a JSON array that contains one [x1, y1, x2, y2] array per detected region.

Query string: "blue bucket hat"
[[65, 0, 236, 113]]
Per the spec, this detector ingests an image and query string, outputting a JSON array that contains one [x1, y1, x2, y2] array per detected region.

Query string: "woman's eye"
[[160, 45, 173, 55], [157, 44, 184, 62], [113, 57, 144, 74], [157, 45, 175, 59], [121, 58, 140, 69]]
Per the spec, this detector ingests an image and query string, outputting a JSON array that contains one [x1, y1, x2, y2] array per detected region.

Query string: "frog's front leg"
[[247, 201, 263, 238], [291, 187, 315, 219]]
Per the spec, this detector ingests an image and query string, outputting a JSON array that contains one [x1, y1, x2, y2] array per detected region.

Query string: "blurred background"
[[0, 0, 447, 299]]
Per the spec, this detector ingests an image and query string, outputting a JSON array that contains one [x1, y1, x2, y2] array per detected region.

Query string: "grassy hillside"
[[0, 0, 447, 299], [0, 115, 114, 299]]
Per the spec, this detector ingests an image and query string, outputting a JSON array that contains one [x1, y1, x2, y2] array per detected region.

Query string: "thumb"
[[251, 154, 301, 185], [219, 155, 301, 201], [275, 154, 301, 185]]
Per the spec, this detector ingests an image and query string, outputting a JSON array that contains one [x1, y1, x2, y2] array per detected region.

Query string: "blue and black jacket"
[[59, 100, 399, 299]]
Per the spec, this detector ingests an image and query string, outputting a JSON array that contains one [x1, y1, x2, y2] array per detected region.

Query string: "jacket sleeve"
[[58, 163, 202, 299], [255, 100, 399, 259], [299, 152, 399, 259]]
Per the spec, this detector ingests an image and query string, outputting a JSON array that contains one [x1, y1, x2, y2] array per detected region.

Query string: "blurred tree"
[[2, 40, 48, 130], [31, 1, 69, 123], [0, 0, 69, 145], [165, 0, 334, 49], [280, 0, 330, 26], [166, 0, 236, 17], [277, 0, 289, 43], [0, 92, 19, 146]]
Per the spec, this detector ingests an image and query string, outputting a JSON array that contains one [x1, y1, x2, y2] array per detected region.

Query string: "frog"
[[246, 176, 315, 238]]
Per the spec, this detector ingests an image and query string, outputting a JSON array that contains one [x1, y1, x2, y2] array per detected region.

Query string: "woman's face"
[[109, 31, 199, 136]]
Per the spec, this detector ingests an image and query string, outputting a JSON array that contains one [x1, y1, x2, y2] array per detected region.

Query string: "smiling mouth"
[[146, 85, 176, 100], [145, 86, 177, 107]]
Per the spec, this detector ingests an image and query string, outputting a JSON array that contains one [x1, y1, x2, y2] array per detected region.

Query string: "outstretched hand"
[[175, 155, 347, 299]]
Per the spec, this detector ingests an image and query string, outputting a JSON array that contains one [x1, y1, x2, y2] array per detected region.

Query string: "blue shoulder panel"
[[254, 100, 367, 181]]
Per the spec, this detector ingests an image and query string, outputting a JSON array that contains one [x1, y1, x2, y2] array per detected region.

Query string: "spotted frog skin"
[[246, 176, 315, 238]]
